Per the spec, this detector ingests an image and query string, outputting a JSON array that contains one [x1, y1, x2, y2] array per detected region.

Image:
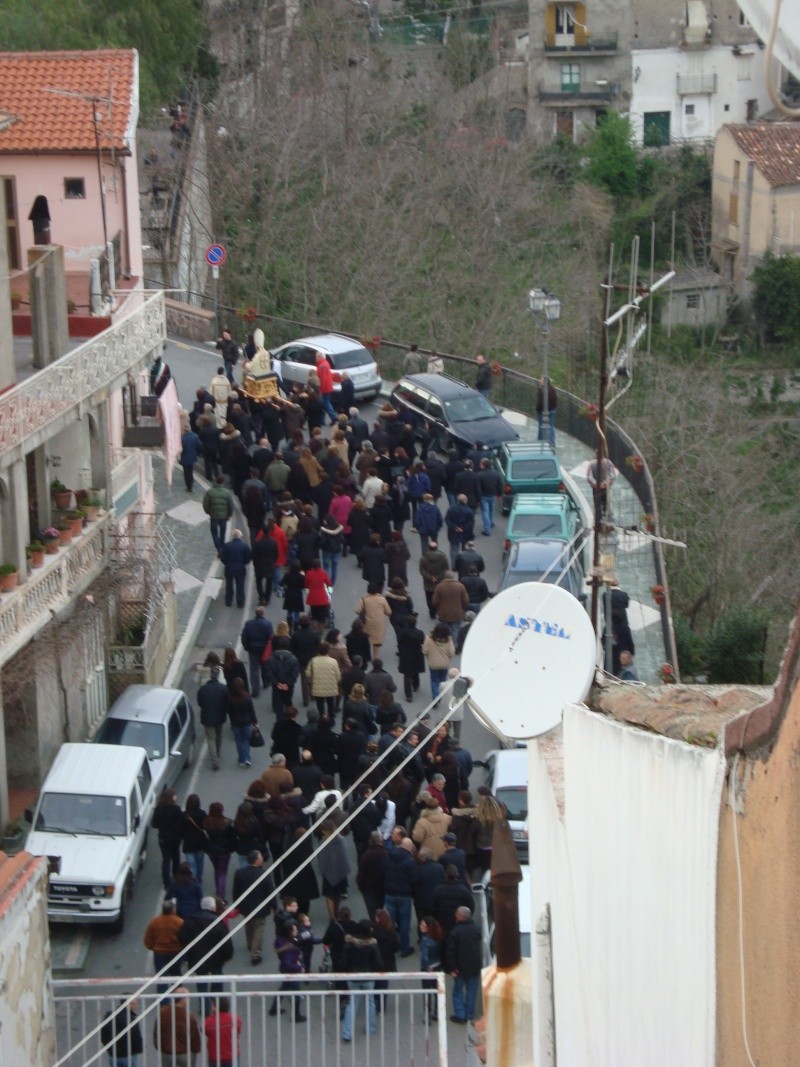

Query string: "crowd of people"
[[131, 334, 515, 1061]]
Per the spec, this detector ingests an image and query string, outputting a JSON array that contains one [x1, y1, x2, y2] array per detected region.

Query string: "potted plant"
[[65, 509, 85, 535], [1, 816, 26, 853], [651, 584, 666, 606], [0, 562, 19, 592], [41, 527, 60, 554], [626, 454, 645, 475], [659, 662, 676, 685], [83, 495, 103, 521], [26, 541, 45, 568], [51, 478, 72, 510], [56, 520, 73, 545]]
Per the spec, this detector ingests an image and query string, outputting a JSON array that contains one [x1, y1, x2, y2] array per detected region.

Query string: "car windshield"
[[511, 514, 564, 536], [443, 394, 496, 422], [35, 792, 127, 836], [496, 786, 527, 821], [509, 459, 558, 481], [506, 567, 568, 588], [95, 719, 165, 761], [330, 348, 373, 369]]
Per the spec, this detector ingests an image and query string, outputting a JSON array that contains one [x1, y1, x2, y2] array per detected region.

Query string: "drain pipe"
[[482, 818, 535, 1067]]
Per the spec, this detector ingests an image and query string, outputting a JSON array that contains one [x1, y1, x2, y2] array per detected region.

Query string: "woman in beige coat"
[[305, 641, 341, 719], [355, 583, 392, 658], [422, 623, 456, 701], [411, 794, 452, 860]]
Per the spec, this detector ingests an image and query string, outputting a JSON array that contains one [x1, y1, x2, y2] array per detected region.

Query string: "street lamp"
[[528, 286, 561, 447]]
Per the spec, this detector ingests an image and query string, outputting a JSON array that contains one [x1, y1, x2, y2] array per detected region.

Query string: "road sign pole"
[[212, 265, 220, 336]]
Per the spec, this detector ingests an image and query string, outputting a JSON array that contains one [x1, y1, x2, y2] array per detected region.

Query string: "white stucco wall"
[[528, 704, 725, 1065], [629, 45, 772, 143]]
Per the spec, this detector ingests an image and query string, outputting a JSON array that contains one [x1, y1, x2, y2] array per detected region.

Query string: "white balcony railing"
[[110, 450, 141, 509], [0, 516, 110, 667], [0, 291, 166, 462]]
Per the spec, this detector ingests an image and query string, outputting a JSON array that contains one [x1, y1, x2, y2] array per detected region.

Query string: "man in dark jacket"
[[252, 527, 279, 606], [178, 896, 234, 997], [412, 847, 446, 924], [291, 616, 320, 707], [412, 494, 443, 555], [216, 327, 240, 383], [197, 666, 228, 771], [357, 831, 386, 919], [219, 529, 252, 608], [446, 905, 483, 1023], [180, 427, 201, 492], [292, 750, 324, 804], [453, 461, 480, 511], [397, 613, 425, 701], [432, 865, 474, 944], [202, 475, 234, 552], [232, 850, 275, 964], [443, 451, 465, 509], [477, 457, 504, 536], [454, 541, 485, 579], [338, 719, 368, 792], [342, 918, 384, 1040], [241, 606, 274, 697], [444, 496, 475, 567], [461, 566, 491, 613], [474, 354, 492, 398], [363, 659, 397, 706], [383, 836, 416, 956], [439, 835, 471, 885], [264, 642, 301, 718], [419, 541, 449, 619]]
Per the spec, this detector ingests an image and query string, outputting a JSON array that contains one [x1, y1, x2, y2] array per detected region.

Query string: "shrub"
[[705, 605, 770, 684]]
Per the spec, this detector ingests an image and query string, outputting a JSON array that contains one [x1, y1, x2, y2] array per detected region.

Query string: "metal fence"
[[53, 972, 448, 1067]]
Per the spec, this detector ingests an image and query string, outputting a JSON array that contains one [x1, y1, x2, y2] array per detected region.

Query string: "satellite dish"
[[460, 582, 596, 740]]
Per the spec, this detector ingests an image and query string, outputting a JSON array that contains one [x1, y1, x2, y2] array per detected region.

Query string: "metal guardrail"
[[53, 972, 448, 1067]]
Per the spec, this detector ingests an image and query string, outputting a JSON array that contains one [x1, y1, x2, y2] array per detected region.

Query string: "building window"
[[739, 10, 750, 26], [686, 293, 700, 309], [561, 63, 581, 92], [555, 5, 576, 37], [64, 178, 86, 200], [685, 103, 695, 115], [2, 177, 20, 270], [729, 192, 739, 224], [733, 160, 741, 181], [746, 98, 758, 120], [643, 111, 670, 146]]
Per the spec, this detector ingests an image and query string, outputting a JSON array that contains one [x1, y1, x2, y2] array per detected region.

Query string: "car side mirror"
[[171, 749, 182, 759], [472, 759, 487, 769]]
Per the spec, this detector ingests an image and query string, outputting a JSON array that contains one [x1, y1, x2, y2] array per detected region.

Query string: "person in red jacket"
[[304, 558, 332, 625], [204, 996, 242, 1067], [264, 516, 288, 594], [315, 351, 337, 425]]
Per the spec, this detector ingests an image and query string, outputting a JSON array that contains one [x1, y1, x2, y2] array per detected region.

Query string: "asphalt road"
[[62, 334, 509, 988]]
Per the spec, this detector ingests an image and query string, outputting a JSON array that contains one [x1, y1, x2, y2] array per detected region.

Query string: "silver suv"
[[94, 685, 196, 793], [271, 333, 382, 400]]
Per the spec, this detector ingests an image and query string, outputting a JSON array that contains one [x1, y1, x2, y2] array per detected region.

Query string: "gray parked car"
[[94, 685, 196, 793], [271, 333, 382, 400]]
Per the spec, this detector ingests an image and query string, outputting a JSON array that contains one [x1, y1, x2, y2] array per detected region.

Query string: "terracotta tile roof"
[[725, 122, 800, 188], [0, 50, 136, 155]]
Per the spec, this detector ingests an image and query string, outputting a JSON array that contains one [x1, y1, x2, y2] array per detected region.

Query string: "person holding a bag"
[[264, 629, 301, 718], [226, 676, 258, 768], [241, 606, 274, 698]]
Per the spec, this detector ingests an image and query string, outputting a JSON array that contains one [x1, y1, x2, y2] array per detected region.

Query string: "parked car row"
[[25, 685, 195, 932]]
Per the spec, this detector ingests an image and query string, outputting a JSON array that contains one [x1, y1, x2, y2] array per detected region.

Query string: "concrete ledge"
[[165, 299, 215, 343]]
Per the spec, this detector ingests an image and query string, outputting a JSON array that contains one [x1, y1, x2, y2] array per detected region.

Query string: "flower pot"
[[53, 490, 72, 510], [29, 550, 45, 568], [68, 516, 84, 535], [58, 527, 73, 545], [43, 539, 59, 555], [0, 570, 19, 592], [83, 505, 100, 522]]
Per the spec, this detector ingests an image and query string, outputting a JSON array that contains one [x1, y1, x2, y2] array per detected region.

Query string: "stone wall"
[[165, 298, 216, 343], [0, 852, 54, 1067]]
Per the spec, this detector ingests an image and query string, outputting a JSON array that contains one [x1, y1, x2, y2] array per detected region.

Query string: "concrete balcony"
[[544, 30, 618, 54], [0, 291, 166, 463], [0, 516, 110, 668], [676, 72, 717, 94], [538, 79, 614, 105]]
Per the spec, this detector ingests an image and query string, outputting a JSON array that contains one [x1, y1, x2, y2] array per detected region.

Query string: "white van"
[[479, 748, 529, 861], [25, 743, 156, 932]]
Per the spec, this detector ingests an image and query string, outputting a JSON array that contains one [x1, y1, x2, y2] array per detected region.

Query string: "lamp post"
[[529, 287, 561, 448]]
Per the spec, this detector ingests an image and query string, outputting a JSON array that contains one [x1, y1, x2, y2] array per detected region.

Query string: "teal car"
[[494, 442, 566, 515], [503, 492, 584, 558]]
